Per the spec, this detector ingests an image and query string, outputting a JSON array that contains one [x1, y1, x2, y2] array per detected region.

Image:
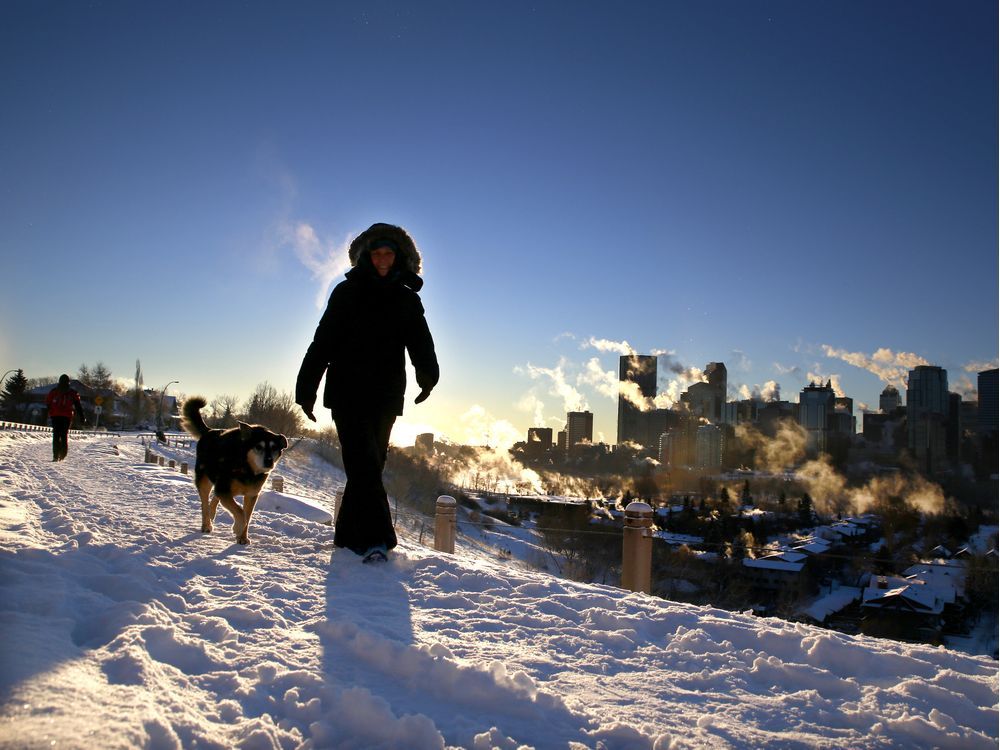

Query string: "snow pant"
[[51, 417, 70, 461], [332, 411, 397, 555]]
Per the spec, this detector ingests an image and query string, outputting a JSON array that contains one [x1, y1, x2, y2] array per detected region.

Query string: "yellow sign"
[[94, 396, 104, 405]]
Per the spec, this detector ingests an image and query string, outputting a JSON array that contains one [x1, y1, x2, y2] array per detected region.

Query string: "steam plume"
[[284, 222, 353, 309], [822, 345, 928, 390]]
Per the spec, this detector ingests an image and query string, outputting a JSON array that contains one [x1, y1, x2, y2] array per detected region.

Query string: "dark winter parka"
[[295, 223, 439, 418]]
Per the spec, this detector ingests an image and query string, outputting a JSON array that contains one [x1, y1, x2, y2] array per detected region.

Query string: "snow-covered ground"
[[0, 430, 996, 749]]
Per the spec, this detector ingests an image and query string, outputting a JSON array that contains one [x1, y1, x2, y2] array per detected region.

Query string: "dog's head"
[[240, 422, 289, 474]]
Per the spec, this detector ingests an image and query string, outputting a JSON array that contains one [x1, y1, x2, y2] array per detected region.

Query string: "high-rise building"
[[705, 362, 727, 421], [695, 424, 723, 470], [681, 382, 716, 420], [979, 368, 998, 435], [879, 385, 902, 413], [566, 411, 594, 449], [527, 427, 553, 451], [799, 381, 835, 452], [907, 365, 949, 472], [617, 354, 656, 446]]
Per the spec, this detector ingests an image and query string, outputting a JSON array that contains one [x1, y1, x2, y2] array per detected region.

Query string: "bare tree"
[[209, 394, 240, 428], [241, 382, 303, 437]]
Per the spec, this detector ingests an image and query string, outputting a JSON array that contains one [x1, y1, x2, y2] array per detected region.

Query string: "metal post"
[[434, 495, 457, 554], [622, 501, 654, 594]]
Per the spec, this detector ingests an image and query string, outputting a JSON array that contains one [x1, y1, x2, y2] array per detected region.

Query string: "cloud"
[[952, 375, 977, 400], [774, 362, 802, 378], [964, 360, 999, 373], [581, 337, 635, 355], [821, 345, 928, 389], [731, 350, 752, 371], [281, 222, 354, 309]]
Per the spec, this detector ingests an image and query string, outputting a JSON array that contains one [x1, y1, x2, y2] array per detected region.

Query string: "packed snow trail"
[[0, 431, 996, 749]]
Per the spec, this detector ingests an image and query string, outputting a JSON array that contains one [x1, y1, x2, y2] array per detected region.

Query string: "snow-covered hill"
[[0, 431, 996, 749]]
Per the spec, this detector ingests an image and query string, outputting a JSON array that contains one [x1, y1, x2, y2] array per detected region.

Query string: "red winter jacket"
[[46, 387, 82, 419]]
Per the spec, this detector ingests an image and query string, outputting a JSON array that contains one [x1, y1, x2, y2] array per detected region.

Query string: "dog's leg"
[[196, 475, 215, 533], [216, 495, 245, 542], [236, 491, 261, 545]]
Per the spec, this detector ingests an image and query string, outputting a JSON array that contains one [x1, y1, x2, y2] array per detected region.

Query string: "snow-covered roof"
[[799, 586, 862, 623], [653, 531, 704, 546], [743, 557, 804, 573], [792, 540, 832, 555]]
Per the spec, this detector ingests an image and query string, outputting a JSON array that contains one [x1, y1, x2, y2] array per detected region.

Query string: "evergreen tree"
[[741, 479, 753, 507], [78, 361, 113, 390], [131, 359, 147, 425], [1, 369, 29, 420], [797, 492, 814, 526]]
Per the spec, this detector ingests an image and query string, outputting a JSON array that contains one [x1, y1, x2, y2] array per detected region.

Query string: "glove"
[[414, 388, 432, 405]]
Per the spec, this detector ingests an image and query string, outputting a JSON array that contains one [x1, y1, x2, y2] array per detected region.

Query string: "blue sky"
[[2, 1, 997, 446]]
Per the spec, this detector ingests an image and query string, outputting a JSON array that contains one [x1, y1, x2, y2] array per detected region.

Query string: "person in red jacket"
[[46, 375, 86, 461]]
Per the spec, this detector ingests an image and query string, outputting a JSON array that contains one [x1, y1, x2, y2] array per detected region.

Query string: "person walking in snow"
[[46, 374, 87, 461], [295, 223, 439, 562]]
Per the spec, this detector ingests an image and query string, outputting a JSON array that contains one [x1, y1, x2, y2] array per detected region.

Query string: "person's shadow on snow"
[[318, 548, 415, 689]]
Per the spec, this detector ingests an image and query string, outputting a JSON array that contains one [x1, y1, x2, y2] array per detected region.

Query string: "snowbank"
[[0, 431, 996, 749]]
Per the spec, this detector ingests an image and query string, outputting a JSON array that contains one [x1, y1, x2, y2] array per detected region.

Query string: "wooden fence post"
[[621, 501, 654, 594], [180, 462, 188, 475], [434, 495, 457, 554], [271, 475, 284, 493]]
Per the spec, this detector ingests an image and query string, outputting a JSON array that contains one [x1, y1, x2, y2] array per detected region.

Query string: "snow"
[[799, 585, 862, 624], [0, 430, 997, 749]]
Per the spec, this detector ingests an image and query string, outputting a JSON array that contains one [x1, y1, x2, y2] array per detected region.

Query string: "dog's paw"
[[236, 535, 250, 545], [201, 524, 213, 533]]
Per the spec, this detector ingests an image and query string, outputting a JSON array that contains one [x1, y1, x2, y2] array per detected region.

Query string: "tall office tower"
[[527, 427, 553, 451], [681, 382, 716, 419], [695, 423, 723, 470], [879, 384, 902, 413], [907, 365, 949, 472], [617, 354, 657, 445], [833, 396, 856, 435], [566, 411, 594, 449], [658, 431, 673, 465], [799, 381, 835, 453], [978, 368, 998, 434], [705, 362, 727, 420]]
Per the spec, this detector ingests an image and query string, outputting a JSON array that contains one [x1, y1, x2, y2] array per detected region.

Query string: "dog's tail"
[[180, 396, 211, 438]]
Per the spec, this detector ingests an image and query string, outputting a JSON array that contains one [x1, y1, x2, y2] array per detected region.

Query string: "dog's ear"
[[239, 421, 253, 441], [278, 435, 288, 450]]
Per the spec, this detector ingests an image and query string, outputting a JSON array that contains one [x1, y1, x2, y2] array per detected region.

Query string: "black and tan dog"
[[180, 397, 288, 545]]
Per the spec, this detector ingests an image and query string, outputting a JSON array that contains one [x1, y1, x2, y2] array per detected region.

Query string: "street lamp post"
[[158, 380, 179, 431]]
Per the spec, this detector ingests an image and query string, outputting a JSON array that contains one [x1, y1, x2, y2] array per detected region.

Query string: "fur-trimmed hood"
[[348, 223, 422, 275]]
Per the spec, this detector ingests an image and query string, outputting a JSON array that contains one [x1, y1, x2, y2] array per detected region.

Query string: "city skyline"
[[2, 2, 997, 447]]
